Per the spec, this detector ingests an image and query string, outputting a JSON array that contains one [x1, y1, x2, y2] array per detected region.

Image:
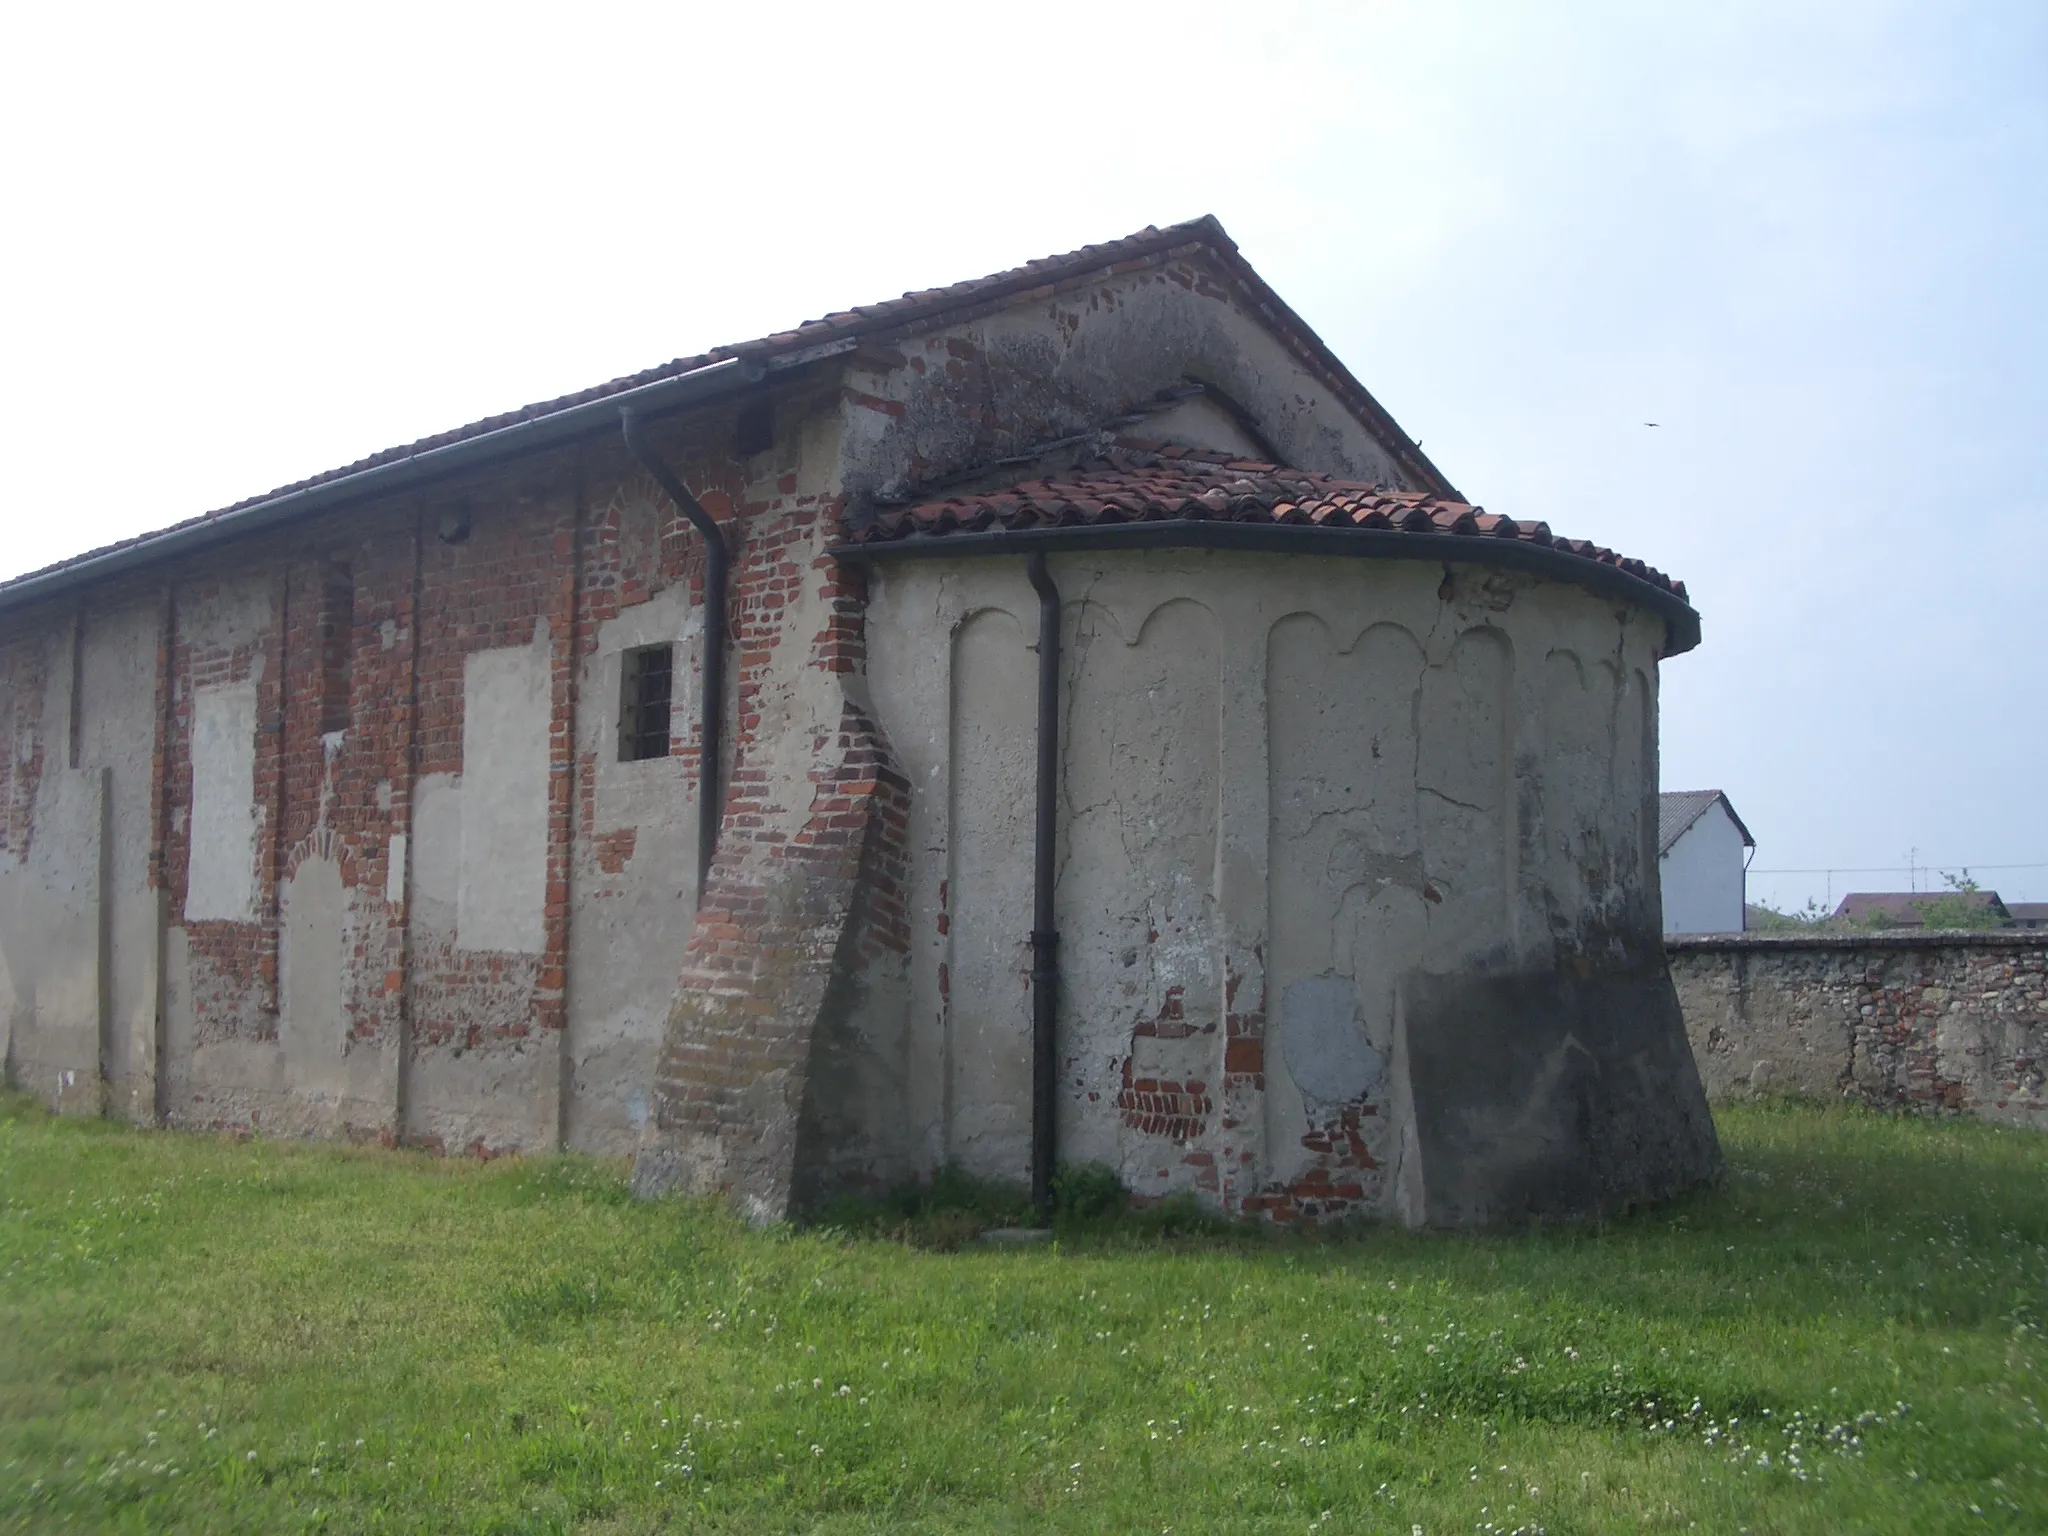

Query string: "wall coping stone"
[[1667, 930, 2046, 954]]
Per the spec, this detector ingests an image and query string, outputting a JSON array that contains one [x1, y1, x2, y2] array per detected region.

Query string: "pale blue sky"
[[2, 1, 2041, 907]]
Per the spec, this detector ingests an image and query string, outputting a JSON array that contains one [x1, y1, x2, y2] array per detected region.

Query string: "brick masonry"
[[0, 394, 859, 1155], [1669, 931, 2048, 1129]]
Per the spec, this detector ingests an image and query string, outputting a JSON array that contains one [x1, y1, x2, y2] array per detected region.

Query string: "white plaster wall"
[[1661, 805, 1747, 935], [456, 625, 550, 954], [839, 256, 1417, 501], [1267, 617, 1433, 1189], [184, 680, 259, 923], [565, 580, 703, 1152], [0, 624, 113, 1115], [866, 550, 1670, 1211], [1124, 396, 1269, 458], [0, 604, 165, 1121], [398, 623, 558, 1150], [411, 772, 463, 914], [942, 606, 1037, 1174], [78, 603, 164, 1121], [0, 748, 105, 1113], [1060, 595, 1222, 1192], [275, 852, 388, 1132]]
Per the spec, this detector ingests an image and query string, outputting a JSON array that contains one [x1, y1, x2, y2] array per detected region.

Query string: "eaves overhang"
[[832, 521, 1702, 657], [0, 356, 759, 620], [2, 214, 1463, 621]]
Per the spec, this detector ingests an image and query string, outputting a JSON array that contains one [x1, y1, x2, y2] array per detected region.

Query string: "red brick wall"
[[2, 384, 893, 1158], [633, 473, 922, 1212], [163, 574, 282, 1049], [638, 689, 913, 1213]]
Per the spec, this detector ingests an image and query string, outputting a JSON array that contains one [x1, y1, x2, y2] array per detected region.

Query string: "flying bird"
[[1644, 421, 1660, 427]]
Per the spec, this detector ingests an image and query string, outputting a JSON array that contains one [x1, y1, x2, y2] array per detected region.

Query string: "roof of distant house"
[[1657, 790, 1754, 858], [1999, 901, 2047, 928], [1833, 891, 2012, 926]]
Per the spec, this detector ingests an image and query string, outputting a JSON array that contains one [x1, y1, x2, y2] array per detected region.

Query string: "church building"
[[0, 218, 1719, 1225]]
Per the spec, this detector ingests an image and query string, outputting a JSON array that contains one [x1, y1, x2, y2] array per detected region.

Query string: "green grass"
[[1, 1092, 2042, 1533]]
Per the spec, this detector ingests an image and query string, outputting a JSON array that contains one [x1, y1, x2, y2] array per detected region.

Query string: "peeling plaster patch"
[[385, 834, 407, 906], [455, 631, 549, 953], [411, 775, 461, 910], [280, 855, 346, 1078], [1279, 976, 1384, 1106], [184, 681, 259, 922]]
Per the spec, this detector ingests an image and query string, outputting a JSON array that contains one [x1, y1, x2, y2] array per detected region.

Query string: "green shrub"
[[812, 1163, 1035, 1248], [1050, 1161, 1126, 1226]]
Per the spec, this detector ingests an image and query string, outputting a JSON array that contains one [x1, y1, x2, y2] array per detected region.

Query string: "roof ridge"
[[1657, 789, 1752, 854], [2, 217, 1244, 601]]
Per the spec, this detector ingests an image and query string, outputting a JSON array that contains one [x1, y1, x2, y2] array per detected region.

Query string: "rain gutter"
[[0, 356, 753, 616]]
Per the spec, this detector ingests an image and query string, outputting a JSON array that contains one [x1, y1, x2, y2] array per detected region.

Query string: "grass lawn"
[[2, 1093, 2043, 1534]]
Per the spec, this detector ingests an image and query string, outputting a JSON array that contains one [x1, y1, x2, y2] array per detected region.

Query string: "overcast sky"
[[2, 1, 2041, 909]]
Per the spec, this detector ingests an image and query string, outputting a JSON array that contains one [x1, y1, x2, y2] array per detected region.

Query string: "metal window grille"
[[618, 644, 674, 762]]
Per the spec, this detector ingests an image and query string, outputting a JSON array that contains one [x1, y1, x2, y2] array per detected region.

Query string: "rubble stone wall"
[[1669, 932, 2048, 1129]]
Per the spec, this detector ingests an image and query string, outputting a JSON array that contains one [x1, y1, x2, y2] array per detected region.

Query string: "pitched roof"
[[0, 216, 1455, 612], [1834, 891, 2011, 925], [1658, 790, 1753, 857], [843, 441, 1697, 647]]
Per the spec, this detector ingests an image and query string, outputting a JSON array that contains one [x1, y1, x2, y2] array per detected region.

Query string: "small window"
[[618, 644, 674, 761], [735, 399, 774, 458]]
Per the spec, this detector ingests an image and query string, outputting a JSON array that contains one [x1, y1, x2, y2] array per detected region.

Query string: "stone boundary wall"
[[1668, 931, 2047, 1129]]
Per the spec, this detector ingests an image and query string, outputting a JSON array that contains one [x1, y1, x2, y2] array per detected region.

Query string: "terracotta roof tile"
[[846, 444, 1689, 606]]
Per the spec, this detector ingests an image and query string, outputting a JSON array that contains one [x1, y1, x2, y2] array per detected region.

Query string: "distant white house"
[[1659, 790, 1754, 935]]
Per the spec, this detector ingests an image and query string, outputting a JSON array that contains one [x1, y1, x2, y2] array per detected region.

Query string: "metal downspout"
[[620, 409, 727, 902], [1026, 553, 1062, 1216]]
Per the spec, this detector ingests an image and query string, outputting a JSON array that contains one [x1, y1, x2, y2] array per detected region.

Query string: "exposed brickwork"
[[1240, 1106, 1382, 1224], [1212, 952, 1268, 1209], [0, 370, 884, 1152], [1115, 1058, 1213, 1142], [1116, 986, 1215, 1142], [147, 591, 173, 898], [626, 432, 912, 1195], [638, 691, 913, 1214], [329, 524, 421, 1054], [591, 827, 638, 875], [164, 574, 280, 1046], [131, 514, 429, 1096]]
